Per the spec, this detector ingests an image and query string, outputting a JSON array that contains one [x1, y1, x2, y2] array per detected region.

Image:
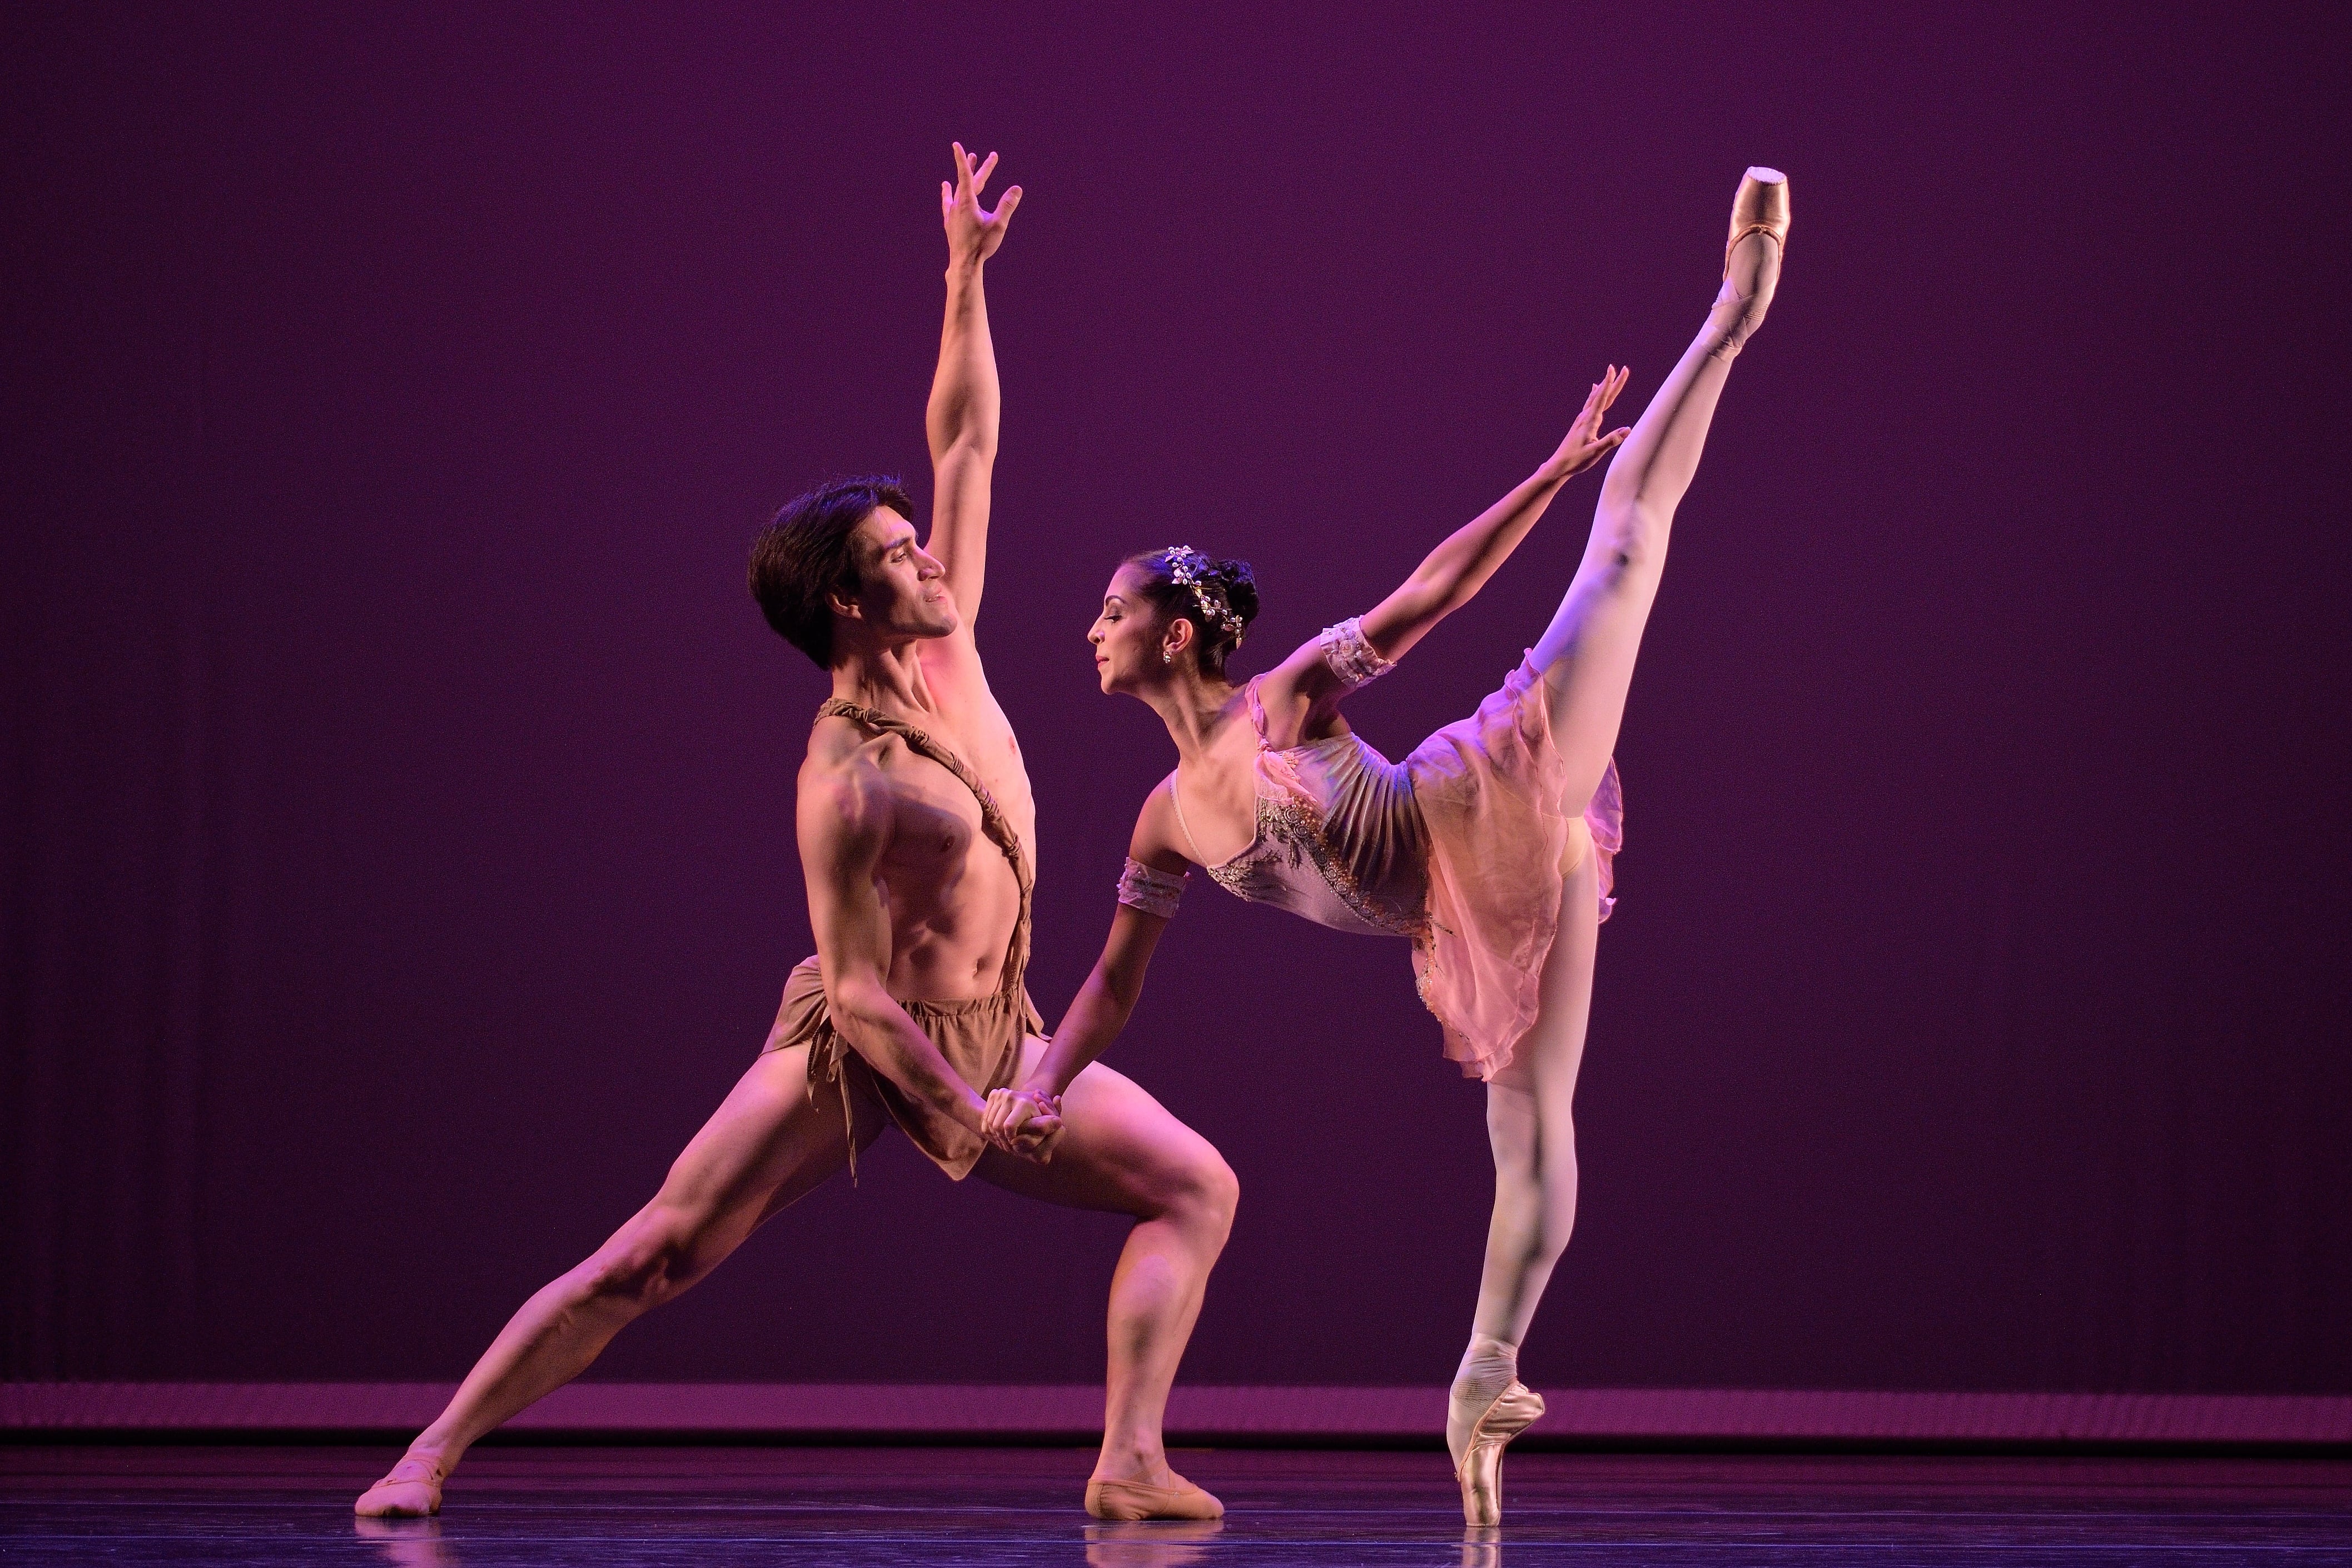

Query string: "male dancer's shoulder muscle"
[[796, 743, 895, 979]]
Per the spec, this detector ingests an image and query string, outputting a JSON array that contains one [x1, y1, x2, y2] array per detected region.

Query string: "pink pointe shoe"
[[1724, 165, 1792, 277], [1454, 1381, 1545, 1526], [1715, 167, 1792, 351], [1084, 1470, 1226, 1521], [354, 1453, 447, 1517]]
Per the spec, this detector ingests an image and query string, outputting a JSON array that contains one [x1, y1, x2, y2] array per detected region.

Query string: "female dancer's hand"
[[982, 1084, 1065, 1163], [1539, 365, 1632, 481], [941, 142, 1021, 265]]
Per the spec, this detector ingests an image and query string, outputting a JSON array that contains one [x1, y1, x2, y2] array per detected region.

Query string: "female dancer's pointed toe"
[[354, 1455, 447, 1517], [1455, 1381, 1545, 1526], [1724, 166, 1792, 275], [1085, 1471, 1226, 1521], [1712, 167, 1791, 352]]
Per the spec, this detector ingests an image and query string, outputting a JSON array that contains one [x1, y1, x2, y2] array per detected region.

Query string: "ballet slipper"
[[354, 1453, 447, 1518], [1083, 1470, 1225, 1521], [1454, 1381, 1544, 1527]]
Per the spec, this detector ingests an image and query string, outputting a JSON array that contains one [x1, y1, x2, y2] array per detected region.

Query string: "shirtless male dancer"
[[354, 146, 1237, 1525]]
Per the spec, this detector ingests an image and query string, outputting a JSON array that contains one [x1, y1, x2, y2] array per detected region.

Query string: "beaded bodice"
[[1171, 620, 1433, 941]]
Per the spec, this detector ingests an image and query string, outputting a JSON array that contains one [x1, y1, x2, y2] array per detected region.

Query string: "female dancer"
[[985, 170, 1789, 1522]]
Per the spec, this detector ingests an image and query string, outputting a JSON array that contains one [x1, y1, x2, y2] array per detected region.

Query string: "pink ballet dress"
[[1129, 618, 1622, 1082]]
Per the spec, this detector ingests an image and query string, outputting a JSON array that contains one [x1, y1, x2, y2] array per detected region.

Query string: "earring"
[[1162, 649, 1173, 664]]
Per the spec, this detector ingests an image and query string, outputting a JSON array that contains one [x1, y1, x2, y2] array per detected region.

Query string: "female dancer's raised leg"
[[1533, 167, 1788, 795], [1447, 169, 1789, 1516]]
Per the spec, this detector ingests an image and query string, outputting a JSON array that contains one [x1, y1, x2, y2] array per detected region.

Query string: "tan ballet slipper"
[[353, 1453, 447, 1518], [1454, 1381, 1544, 1527], [1083, 1470, 1225, 1521]]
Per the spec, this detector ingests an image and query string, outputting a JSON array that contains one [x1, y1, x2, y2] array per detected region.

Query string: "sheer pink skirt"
[[1405, 656, 1622, 1081]]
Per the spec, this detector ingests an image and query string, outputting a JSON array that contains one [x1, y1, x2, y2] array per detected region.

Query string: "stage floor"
[[3, 1445, 2349, 1565]]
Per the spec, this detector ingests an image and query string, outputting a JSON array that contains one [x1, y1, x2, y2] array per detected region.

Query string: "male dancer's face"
[[842, 507, 957, 644]]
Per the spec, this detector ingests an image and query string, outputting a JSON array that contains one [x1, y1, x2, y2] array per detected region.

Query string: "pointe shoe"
[[354, 1453, 447, 1518], [1724, 166, 1792, 277], [1454, 1381, 1544, 1527], [1716, 167, 1791, 351], [1084, 1471, 1226, 1521]]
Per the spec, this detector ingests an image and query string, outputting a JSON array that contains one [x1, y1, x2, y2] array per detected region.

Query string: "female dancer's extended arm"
[[980, 789, 1187, 1150], [1256, 371, 1629, 726]]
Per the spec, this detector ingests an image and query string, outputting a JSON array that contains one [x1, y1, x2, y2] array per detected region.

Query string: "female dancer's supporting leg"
[[1447, 169, 1789, 1496], [1449, 844, 1599, 1490]]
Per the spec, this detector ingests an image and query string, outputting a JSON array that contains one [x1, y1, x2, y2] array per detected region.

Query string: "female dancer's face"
[[1087, 563, 1168, 696]]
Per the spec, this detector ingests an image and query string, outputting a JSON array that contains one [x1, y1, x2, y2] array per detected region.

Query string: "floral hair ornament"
[[1160, 546, 1247, 643]]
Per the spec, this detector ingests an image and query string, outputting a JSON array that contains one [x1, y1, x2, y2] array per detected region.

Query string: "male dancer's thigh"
[[972, 1036, 1226, 1216], [625, 1043, 878, 1266]]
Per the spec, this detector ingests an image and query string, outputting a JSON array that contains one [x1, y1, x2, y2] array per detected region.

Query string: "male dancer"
[[355, 146, 1236, 1524]]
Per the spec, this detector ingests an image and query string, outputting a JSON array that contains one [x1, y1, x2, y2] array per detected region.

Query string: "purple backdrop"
[[6, 6, 2348, 1396]]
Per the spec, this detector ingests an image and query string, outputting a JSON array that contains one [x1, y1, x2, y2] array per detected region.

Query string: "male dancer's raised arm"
[[924, 143, 1021, 642]]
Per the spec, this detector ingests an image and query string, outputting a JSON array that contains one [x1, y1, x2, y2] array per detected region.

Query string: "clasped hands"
[[979, 1083, 1066, 1163]]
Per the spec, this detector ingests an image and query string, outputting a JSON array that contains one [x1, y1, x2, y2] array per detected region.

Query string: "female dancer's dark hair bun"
[[1127, 547, 1259, 679]]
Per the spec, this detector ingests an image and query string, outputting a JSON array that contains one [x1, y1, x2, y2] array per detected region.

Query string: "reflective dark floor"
[[3, 1445, 2350, 1566]]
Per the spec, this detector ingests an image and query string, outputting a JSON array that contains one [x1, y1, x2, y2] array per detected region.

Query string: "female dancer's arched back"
[[986, 170, 1789, 1523]]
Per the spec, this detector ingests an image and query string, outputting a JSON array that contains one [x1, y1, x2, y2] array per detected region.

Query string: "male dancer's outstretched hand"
[[941, 142, 1020, 263]]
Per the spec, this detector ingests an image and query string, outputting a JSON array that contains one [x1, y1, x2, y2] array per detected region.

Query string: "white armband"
[[1318, 615, 1395, 690], [1116, 857, 1189, 919]]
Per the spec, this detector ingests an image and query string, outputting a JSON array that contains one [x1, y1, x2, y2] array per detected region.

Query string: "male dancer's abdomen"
[[879, 830, 1024, 1002]]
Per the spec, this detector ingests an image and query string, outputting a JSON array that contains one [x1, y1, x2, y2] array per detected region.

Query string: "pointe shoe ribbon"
[[1084, 1472, 1226, 1521], [354, 1454, 447, 1518], [1724, 166, 1792, 276], [1454, 1381, 1545, 1527]]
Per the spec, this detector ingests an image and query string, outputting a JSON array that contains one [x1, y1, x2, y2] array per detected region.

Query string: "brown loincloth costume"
[[761, 698, 1041, 1180]]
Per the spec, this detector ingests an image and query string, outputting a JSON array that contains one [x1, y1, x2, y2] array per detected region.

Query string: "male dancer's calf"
[[355, 147, 1235, 1523]]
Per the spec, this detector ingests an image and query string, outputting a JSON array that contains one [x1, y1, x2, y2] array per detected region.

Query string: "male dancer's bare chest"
[[870, 731, 1032, 995], [934, 701, 1038, 864], [872, 719, 1035, 895]]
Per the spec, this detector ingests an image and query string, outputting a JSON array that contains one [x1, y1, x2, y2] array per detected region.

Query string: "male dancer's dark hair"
[[748, 475, 916, 667]]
